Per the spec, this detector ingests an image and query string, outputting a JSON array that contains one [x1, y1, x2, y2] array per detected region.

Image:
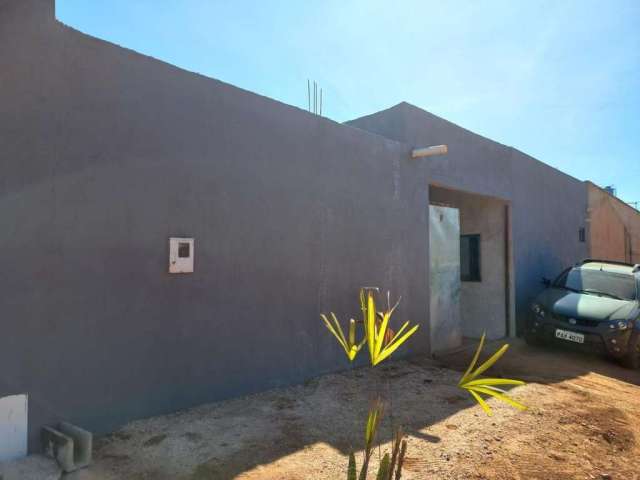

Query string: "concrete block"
[[0, 453, 61, 480], [42, 426, 74, 473], [42, 423, 92, 473], [58, 423, 92, 470]]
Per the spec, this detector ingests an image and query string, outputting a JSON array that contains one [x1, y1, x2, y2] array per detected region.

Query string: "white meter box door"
[[169, 237, 194, 273]]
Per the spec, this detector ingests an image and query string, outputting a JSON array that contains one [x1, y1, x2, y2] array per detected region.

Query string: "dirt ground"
[[77, 339, 640, 480]]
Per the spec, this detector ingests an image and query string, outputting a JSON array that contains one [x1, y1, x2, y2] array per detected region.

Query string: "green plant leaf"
[[395, 440, 407, 480], [385, 321, 410, 346], [349, 318, 356, 346], [365, 408, 378, 446], [467, 385, 527, 411], [360, 401, 383, 480], [388, 426, 404, 480], [468, 389, 493, 416], [331, 313, 349, 347], [347, 452, 357, 480], [376, 453, 390, 480], [459, 333, 486, 385], [462, 378, 525, 388], [374, 310, 391, 359], [374, 324, 420, 365], [465, 344, 510, 383], [321, 314, 349, 354], [321, 312, 366, 362], [324, 288, 419, 367], [360, 289, 367, 322], [366, 291, 377, 364]]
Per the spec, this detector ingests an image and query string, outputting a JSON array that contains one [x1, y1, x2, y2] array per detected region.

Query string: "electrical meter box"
[[169, 237, 194, 273]]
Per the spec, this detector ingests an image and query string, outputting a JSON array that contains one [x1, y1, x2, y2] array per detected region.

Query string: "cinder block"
[[58, 423, 92, 469], [42, 422, 92, 473]]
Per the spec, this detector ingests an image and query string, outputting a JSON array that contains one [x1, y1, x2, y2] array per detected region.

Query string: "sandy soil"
[[78, 339, 640, 480]]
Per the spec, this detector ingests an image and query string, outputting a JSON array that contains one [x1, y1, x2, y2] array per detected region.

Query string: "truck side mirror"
[[541, 277, 551, 287]]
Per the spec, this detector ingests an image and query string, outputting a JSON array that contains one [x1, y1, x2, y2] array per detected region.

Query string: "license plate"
[[555, 329, 584, 344]]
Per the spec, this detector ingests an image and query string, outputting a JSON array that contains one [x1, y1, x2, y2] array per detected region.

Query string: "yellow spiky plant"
[[322, 290, 527, 479], [321, 288, 420, 366], [458, 333, 527, 416]]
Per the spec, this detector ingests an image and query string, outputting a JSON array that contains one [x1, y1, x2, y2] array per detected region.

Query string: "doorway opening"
[[429, 184, 512, 352]]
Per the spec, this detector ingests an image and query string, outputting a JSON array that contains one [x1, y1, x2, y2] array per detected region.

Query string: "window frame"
[[460, 233, 482, 282], [579, 227, 586, 243]]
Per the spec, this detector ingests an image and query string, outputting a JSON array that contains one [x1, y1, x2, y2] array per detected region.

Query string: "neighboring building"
[[1, 0, 591, 452], [586, 181, 640, 264]]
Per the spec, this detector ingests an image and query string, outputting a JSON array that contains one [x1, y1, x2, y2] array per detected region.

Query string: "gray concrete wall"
[[0, 1, 432, 451], [348, 103, 589, 334], [430, 186, 507, 340]]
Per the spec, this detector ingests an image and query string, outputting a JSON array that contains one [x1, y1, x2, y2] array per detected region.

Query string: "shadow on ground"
[[433, 337, 640, 387], [82, 339, 640, 480]]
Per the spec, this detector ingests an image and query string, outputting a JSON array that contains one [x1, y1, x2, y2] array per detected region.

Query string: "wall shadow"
[[92, 356, 483, 479]]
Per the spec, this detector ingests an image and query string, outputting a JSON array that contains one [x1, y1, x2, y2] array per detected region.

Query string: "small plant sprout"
[[347, 400, 407, 480], [321, 288, 419, 366], [458, 333, 527, 416], [386, 426, 407, 480]]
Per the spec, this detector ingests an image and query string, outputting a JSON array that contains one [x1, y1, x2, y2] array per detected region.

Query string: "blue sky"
[[57, 0, 640, 204]]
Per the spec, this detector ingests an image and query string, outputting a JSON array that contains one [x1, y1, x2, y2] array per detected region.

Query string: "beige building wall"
[[587, 182, 640, 264]]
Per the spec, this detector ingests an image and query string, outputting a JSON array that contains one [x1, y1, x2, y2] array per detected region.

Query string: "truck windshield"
[[555, 269, 637, 301]]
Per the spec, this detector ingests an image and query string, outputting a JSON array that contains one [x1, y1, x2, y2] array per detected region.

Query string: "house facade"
[[0, 0, 603, 453], [348, 103, 590, 338]]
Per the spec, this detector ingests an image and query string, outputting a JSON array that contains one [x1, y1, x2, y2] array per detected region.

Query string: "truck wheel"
[[621, 332, 640, 369]]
